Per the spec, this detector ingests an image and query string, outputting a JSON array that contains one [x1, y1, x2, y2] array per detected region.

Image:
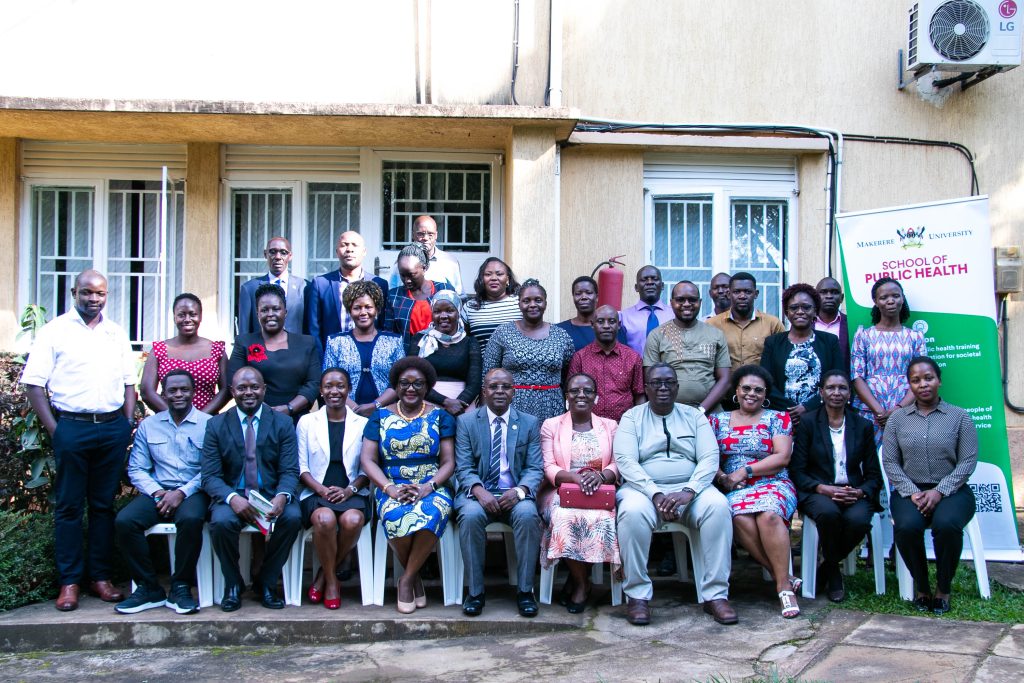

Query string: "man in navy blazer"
[[304, 231, 391, 355], [454, 368, 544, 618], [237, 237, 307, 335], [201, 367, 301, 611]]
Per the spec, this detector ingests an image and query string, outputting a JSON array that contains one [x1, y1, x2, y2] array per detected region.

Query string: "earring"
[[732, 394, 739, 404], [594, 396, 600, 405], [762, 398, 771, 408], [565, 400, 570, 411]]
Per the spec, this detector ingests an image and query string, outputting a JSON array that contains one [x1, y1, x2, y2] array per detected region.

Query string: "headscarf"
[[418, 290, 467, 358]]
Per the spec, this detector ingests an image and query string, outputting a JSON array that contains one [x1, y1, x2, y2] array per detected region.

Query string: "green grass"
[[833, 559, 1023, 624]]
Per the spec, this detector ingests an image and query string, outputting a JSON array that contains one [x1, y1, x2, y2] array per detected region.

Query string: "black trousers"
[[52, 415, 133, 585], [891, 485, 975, 595], [209, 497, 301, 590], [115, 491, 210, 589], [798, 494, 874, 568]]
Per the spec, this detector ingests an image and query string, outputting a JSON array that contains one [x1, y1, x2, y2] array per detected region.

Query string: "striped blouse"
[[460, 295, 523, 351], [882, 399, 977, 497]]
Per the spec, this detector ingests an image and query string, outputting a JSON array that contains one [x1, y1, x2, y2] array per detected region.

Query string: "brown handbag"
[[557, 468, 616, 510]]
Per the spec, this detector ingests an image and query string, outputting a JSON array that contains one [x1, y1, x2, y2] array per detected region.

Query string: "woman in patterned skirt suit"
[[359, 356, 456, 613], [851, 277, 927, 450], [483, 279, 575, 423], [710, 364, 800, 618]]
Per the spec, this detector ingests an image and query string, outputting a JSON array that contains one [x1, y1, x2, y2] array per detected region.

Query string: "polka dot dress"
[[153, 340, 224, 411]]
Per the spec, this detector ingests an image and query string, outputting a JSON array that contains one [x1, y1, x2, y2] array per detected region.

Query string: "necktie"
[[484, 417, 504, 490], [244, 415, 258, 495], [646, 305, 660, 335]]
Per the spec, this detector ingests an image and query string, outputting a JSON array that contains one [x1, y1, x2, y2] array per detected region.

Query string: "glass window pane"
[[33, 186, 94, 322], [730, 199, 787, 318], [381, 162, 491, 253], [306, 183, 360, 277], [231, 188, 292, 329], [651, 195, 713, 306]]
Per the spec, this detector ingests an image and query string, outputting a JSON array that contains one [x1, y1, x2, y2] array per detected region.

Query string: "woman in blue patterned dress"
[[483, 279, 575, 423], [709, 365, 800, 618], [323, 280, 405, 417], [359, 356, 456, 613], [851, 277, 928, 450]]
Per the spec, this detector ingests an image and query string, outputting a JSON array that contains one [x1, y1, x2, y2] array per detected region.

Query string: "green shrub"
[[0, 351, 55, 513], [0, 509, 57, 611]]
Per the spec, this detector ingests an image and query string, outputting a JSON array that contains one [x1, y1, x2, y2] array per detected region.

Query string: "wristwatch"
[[430, 480, 439, 492], [514, 487, 527, 501], [373, 400, 383, 409], [745, 465, 754, 478], [348, 484, 359, 495]]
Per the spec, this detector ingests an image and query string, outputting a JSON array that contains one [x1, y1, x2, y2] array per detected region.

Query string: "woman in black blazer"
[[229, 283, 322, 422], [791, 369, 882, 602], [760, 283, 843, 425]]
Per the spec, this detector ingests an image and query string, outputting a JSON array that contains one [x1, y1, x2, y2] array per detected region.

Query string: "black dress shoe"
[[517, 591, 539, 618], [462, 593, 485, 616], [932, 596, 951, 615], [221, 585, 242, 612], [913, 595, 932, 612], [258, 584, 285, 609]]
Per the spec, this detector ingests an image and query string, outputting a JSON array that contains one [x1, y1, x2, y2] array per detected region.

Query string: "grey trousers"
[[455, 496, 542, 596], [616, 486, 733, 601]]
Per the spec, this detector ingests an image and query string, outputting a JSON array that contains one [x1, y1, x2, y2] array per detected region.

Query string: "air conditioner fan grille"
[[929, 0, 990, 60]]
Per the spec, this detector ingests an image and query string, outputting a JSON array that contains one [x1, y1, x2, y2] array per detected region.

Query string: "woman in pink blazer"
[[538, 373, 620, 613]]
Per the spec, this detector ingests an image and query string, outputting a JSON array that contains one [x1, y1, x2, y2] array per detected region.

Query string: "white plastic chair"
[[131, 523, 214, 608], [650, 522, 706, 604], [372, 519, 463, 606], [800, 512, 885, 599], [539, 561, 621, 607], [212, 526, 300, 606], [447, 521, 523, 605], [292, 522, 375, 607], [895, 514, 990, 600]]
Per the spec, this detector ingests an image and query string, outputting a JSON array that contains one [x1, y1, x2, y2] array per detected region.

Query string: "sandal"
[[788, 576, 803, 593], [778, 590, 800, 619]]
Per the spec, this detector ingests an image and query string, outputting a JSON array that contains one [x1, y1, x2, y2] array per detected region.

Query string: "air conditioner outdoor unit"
[[907, 0, 1021, 73]]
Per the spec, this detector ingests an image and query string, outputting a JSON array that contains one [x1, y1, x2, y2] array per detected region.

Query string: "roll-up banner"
[[838, 195, 1023, 561]]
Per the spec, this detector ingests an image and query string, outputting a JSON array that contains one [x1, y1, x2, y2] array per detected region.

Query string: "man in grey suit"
[[237, 237, 307, 335], [454, 368, 543, 618]]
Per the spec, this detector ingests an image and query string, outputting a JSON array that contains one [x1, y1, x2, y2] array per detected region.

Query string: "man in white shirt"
[[21, 270, 137, 611], [237, 236, 307, 335], [388, 215, 463, 293]]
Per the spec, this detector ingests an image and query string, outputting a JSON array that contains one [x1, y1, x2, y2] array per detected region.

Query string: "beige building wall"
[[558, 147, 644, 316], [0, 139, 17, 346], [184, 143, 222, 331]]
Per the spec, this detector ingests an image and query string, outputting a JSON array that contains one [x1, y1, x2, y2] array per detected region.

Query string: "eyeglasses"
[[738, 384, 767, 395], [567, 387, 596, 396], [786, 303, 815, 313], [398, 380, 426, 390], [486, 383, 513, 391], [646, 379, 678, 388]]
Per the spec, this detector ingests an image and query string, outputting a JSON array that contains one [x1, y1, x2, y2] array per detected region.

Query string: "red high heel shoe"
[[307, 569, 324, 604], [324, 595, 341, 610]]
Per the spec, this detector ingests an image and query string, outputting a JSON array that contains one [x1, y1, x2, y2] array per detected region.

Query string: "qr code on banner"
[[969, 483, 1002, 513]]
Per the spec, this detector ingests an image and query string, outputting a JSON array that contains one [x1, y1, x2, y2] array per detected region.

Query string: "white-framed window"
[[643, 154, 798, 318], [219, 146, 363, 335], [363, 150, 504, 285]]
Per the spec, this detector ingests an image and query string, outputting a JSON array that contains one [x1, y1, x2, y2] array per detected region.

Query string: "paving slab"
[[972, 654, 1024, 683], [844, 613, 1006, 655], [767, 608, 869, 680], [799, 643, 980, 683], [992, 624, 1024, 660]]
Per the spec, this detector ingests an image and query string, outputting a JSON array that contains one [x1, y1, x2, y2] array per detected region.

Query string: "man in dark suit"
[[304, 230, 391, 355], [454, 368, 544, 618], [201, 367, 301, 611], [815, 277, 851, 370], [790, 369, 882, 603], [237, 237, 307, 336]]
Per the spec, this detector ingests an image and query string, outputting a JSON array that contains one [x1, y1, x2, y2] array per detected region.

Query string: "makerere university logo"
[[896, 226, 925, 249]]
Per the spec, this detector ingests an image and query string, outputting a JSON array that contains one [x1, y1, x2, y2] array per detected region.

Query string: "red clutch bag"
[[558, 483, 616, 510]]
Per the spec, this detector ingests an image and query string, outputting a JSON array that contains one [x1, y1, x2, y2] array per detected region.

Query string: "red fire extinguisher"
[[591, 256, 626, 311]]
